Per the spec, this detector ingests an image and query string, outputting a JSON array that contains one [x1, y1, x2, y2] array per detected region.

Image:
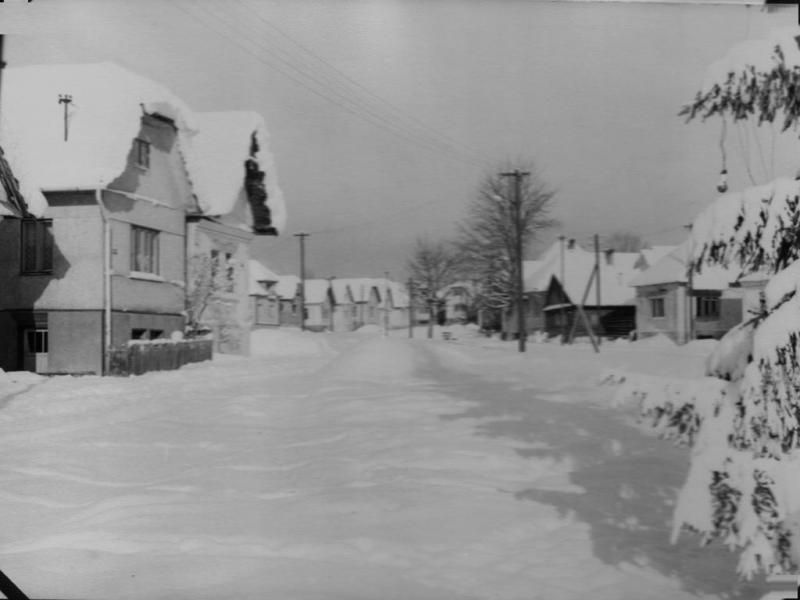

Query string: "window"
[[697, 296, 720, 318], [131, 328, 148, 340], [224, 252, 235, 293], [130, 226, 159, 274], [134, 138, 150, 169], [21, 219, 53, 274], [650, 297, 665, 318]]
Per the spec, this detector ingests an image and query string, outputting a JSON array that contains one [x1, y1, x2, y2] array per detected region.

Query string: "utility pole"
[[594, 234, 602, 345], [0, 35, 6, 117], [383, 271, 390, 336], [559, 234, 566, 344], [58, 94, 73, 142], [294, 233, 309, 331], [685, 224, 695, 343], [500, 169, 530, 353], [407, 278, 414, 338]]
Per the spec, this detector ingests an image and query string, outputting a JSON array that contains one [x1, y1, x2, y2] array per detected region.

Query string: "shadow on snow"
[[427, 361, 766, 600]]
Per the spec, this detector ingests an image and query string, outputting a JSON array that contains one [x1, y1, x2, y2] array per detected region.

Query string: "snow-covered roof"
[[1, 62, 286, 233], [303, 279, 331, 305], [275, 275, 300, 300], [702, 27, 800, 94], [329, 279, 354, 304], [638, 246, 676, 270], [0, 145, 47, 218], [526, 240, 642, 306], [334, 278, 382, 303], [2, 62, 197, 192], [629, 241, 737, 290], [523, 260, 543, 281], [248, 259, 279, 296], [188, 111, 286, 233]]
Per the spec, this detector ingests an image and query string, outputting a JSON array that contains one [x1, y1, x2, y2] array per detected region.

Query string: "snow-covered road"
[[0, 332, 767, 599]]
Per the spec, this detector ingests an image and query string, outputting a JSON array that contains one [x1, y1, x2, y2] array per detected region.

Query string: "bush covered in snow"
[[613, 28, 800, 579]]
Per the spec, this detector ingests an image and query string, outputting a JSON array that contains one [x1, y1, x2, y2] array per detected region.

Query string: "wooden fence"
[[108, 339, 213, 376]]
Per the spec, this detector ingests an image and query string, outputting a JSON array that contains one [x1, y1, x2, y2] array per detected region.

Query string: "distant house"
[[186, 111, 286, 355], [0, 63, 286, 374], [386, 280, 410, 329], [630, 242, 741, 343], [329, 279, 357, 332], [440, 281, 475, 324], [275, 275, 301, 327], [302, 279, 335, 332], [248, 260, 280, 328], [336, 279, 382, 328]]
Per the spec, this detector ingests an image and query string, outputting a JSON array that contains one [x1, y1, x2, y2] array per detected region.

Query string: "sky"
[[1, 0, 798, 279]]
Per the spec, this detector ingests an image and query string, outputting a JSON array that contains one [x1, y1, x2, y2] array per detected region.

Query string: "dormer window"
[[134, 138, 150, 169]]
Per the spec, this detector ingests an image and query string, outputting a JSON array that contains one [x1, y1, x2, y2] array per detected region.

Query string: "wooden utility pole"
[[559, 234, 566, 343], [500, 169, 530, 353], [294, 233, 309, 331], [594, 234, 602, 344], [407, 278, 414, 338], [383, 271, 390, 336], [58, 94, 73, 141]]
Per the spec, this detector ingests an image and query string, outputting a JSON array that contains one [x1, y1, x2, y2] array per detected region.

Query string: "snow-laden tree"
[[457, 163, 557, 322], [668, 28, 800, 578]]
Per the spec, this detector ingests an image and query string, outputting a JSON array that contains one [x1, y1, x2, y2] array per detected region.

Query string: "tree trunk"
[[427, 298, 434, 339]]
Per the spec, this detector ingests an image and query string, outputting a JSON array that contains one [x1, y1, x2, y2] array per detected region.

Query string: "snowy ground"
[[0, 327, 770, 599]]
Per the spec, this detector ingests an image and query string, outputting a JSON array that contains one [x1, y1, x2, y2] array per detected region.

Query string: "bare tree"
[[605, 231, 645, 253], [457, 162, 557, 324], [407, 237, 461, 338]]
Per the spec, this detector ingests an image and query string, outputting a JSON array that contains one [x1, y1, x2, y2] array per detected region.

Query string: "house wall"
[[332, 303, 355, 332], [636, 284, 742, 343], [251, 295, 280, 327], [107, 114, 196, 212], [694, 291, 742, 339], [635, 284, 683, 342], [0, 309, 103, 375], [280, 298, 301, 327], [0, 201, 104, 311], [544, 306, 635, 340], [0, 116, 197, 374]]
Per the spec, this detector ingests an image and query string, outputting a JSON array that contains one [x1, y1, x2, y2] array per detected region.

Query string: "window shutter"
[[41, 222, 53, 272]]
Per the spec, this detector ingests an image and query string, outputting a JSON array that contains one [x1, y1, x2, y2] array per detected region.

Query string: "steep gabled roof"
[[303, 279, 331, 305], [275, 275, 300, 300], [2, 62, 196, 192], [188, 111, 286, 233], [334, 278, 382, 304], [329, 279, 355, 304], [629, 241, 738, 290], [2, 62, 286, 233], [528, 240, 642, 306], [248, 259, 279, 296]]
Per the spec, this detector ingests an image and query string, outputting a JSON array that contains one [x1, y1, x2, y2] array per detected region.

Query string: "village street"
[[0, 330, 768, 600]]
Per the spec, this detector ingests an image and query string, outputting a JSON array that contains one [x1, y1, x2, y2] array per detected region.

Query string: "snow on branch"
[[680, 28, 800, 131], [691, 178, 800, 275]]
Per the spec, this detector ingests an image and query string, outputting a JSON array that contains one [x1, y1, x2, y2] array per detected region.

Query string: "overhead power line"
[[172, 2, 490, 170], [238, 0, 488, 166]]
